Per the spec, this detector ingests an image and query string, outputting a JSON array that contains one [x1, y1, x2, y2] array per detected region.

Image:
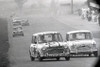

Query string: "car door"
[[30, 36, 38, 57], [66, 33, 73, 50]]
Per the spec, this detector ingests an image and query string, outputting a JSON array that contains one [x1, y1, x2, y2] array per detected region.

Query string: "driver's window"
[[32, 36, 37, 44], [66, 34, 69, 41], [34, 36, 37, 44]]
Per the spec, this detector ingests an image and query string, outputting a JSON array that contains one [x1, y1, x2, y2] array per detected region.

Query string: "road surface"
[[9, 14, 100, 67]]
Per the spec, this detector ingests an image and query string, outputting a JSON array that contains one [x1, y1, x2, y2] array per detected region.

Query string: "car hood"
[[67, 39, 96, 46], [37, 42, 67, 49]]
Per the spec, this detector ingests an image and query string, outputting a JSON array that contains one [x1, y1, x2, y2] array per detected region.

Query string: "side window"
[[66, 34, 69, 41], [34, 36, 37, 44], [32, 36, 37, 44]]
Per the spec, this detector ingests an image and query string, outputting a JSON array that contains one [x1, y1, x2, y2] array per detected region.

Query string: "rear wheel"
[[13, 34, 15, 37], [22, 33, 24, 36], [65, 56, 70, 61], [38, 57, 43, 61]]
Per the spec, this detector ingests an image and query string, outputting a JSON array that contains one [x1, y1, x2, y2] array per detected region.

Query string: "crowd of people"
[[78, 7, 100, 26]]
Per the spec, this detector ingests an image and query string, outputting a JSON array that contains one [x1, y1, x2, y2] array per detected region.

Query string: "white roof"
[[67, 30, 91, 34], [33, 31, 59, 36]]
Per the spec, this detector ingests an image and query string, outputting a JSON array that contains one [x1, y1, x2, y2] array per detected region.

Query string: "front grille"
[[44, 46, 65, 54]]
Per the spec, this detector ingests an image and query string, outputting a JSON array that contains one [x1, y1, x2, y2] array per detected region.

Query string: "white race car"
[[29, 31, 70, 61], [66, 30, 98, 57]]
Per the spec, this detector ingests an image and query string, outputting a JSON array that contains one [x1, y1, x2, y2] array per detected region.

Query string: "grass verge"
[[0, 18, 10, 67]]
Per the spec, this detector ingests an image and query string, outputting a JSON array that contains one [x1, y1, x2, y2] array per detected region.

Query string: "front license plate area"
[[48, 53, 64, 56]]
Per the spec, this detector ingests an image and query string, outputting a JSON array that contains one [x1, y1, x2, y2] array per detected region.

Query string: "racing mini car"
[[13, 26, 24, 37], [66, 30, 98, 57], [29, 31, 70, 61], [12, 20, 24, 37]]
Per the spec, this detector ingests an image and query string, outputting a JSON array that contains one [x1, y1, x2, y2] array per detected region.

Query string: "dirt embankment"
[[0, 18, 10, 67]]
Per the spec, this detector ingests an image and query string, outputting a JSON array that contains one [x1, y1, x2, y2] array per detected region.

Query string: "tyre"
[[22, 33, 24, 36], [13, 33, 16, 37], [38, 57, 43, 61], [88, 17, 91, 21], [94, 51, 98, 57], [21, 32, 24, 36], [65, 56, 70, 61], [56, 57, 60, 61], [30, 56, 35, 61], [29, 50, 35, 61], [13, 34, 15, 37], [37, 53, 43, 61], [89, 54, 92, 57]]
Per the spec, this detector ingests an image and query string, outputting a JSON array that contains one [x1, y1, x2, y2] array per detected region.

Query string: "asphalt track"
[[9, 15, 100, 67]]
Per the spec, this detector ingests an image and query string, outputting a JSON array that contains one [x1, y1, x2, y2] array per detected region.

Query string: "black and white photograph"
[[0, 0, 100, 67]]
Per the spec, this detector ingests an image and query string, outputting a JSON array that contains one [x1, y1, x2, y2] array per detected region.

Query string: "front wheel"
[[56, 57, 60, 61], [65, 56, 70, 61], [30, 56, 35, 61], [89, 53, 92, 57], [37, 53, 43, 61], [29, 50, 35, 61]]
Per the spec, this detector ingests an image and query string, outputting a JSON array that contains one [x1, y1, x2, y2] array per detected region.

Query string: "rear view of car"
[[66, 30, 98, 57]]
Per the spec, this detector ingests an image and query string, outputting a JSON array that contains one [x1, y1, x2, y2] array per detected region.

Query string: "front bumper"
[[40, 52, 70, 58]]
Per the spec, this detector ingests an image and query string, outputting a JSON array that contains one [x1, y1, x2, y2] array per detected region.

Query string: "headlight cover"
[[41, 47, 47, 51]]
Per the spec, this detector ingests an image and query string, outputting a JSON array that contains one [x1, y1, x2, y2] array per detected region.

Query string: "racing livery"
[[66, 30, 98, 57], [29, 31, 70, 61]]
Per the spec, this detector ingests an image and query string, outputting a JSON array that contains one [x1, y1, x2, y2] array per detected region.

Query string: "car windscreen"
[[38, 33, 63, 44], [68, 32, 92, 41]]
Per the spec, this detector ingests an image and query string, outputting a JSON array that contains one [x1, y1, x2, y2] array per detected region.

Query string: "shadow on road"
[[33, 59, 69, 62]]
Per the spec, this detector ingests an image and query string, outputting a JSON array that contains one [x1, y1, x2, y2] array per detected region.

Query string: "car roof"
[[33, 31, 59, 36], [67, 30, 91, 34]]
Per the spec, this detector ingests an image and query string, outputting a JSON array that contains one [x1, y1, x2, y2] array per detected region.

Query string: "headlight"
[[71, 44, 76, 49], [42, 47, 46, 51], [92, 43, 96, 48]]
